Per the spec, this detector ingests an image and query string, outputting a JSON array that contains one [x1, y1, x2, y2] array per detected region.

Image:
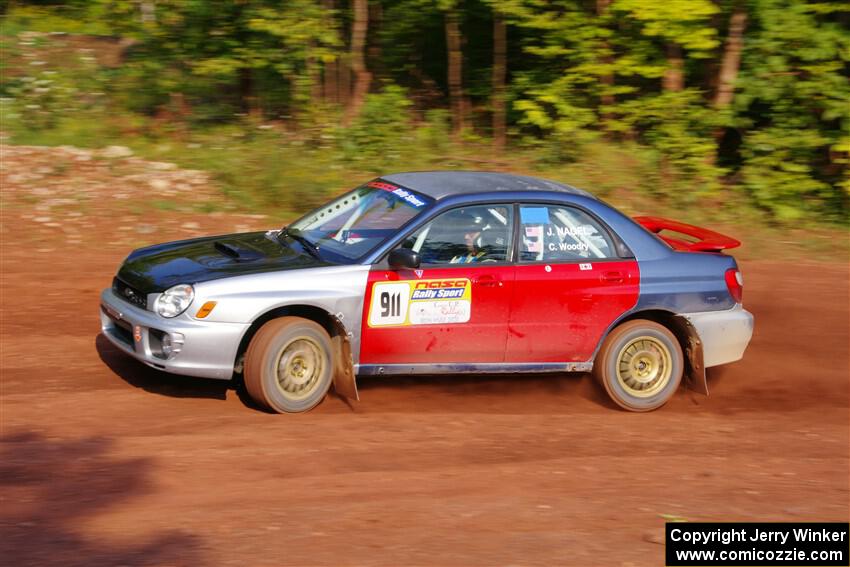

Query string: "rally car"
[[100, 172, 753, 413]]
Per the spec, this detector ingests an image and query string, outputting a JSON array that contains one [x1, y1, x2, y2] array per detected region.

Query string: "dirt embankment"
[[1, 144, 848, 566]]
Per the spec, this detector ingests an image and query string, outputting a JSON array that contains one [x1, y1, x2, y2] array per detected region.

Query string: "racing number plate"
[[368, 278, 472, 327]]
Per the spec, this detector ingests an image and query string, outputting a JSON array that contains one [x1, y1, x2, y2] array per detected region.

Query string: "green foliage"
[[1, 35, 110, 131], [89, 0, 340, 120], [612, 0, 719, 54], [339, 84, 413, 170], [0, 5, 112, 36], [501, 0, 722, 191], [616, 90, 723, 196], [734, 0, 849, 221], [131, 127, 356, 213], [1, 0, 847, 224], [414, 109, 453, 155], [739, 127, 832, 220]]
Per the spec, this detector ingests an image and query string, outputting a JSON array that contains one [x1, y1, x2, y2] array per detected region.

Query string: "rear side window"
[[519, 205, 615, 262]]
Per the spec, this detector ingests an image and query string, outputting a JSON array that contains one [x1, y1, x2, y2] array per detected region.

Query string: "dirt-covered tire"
[[244, 317, 333, 413], [594, 319, 683, 412]]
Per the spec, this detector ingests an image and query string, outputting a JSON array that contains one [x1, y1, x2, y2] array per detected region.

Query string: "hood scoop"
[[214, 241, 264, 262]]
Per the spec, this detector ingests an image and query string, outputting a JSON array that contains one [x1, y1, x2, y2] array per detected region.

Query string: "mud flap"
[[331, 334, 359, 401], [684, 333, 708, 395]]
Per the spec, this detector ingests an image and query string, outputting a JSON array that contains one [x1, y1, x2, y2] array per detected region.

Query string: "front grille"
[[113, 277, 148, 310]]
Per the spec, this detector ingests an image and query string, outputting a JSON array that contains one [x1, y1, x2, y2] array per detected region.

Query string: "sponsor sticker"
[[366, 180, 400, 191], [366, 180, 427, 208], [368, 278, 472, 327], [579, 263, 592, 271], [525, 225, 543, 253]]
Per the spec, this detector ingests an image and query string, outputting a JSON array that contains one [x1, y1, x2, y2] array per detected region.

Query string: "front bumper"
[[100, 288, 249, 380], [683, 304, 754, 368]]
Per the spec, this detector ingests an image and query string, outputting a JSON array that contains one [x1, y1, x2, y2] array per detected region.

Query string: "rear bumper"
[[100, 288, 248, 380], [683, 305, 754, 368]]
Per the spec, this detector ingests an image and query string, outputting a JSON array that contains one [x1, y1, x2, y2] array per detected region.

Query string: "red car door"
[[505, 204, 639, 363], [359, 265, 514, 364], [359, 203, 516, 365]]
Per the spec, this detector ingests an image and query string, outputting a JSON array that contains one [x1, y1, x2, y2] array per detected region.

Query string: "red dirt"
[[1, 148, 848, 566]]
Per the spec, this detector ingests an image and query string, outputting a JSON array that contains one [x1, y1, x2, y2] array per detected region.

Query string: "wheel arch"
[[596, 309, 707, 395], [233, 303, 358, 400]]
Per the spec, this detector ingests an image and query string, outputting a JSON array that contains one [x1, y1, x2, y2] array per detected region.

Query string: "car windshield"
[[287, 180, 433, 262]]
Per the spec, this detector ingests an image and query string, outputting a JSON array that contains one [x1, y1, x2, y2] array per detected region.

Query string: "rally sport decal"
[[368, 278, 472, 327]]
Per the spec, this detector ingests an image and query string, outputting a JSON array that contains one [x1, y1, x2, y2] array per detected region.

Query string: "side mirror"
[[388, 248, 421, 270]]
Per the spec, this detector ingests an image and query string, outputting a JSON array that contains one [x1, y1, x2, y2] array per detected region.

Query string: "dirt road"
[[1, 147, 848, 566]]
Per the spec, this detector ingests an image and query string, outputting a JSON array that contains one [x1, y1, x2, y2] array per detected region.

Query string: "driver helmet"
[[446, 209, 484, 236]]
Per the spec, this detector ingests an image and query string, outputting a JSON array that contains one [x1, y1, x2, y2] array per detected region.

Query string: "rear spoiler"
[[634, 216, 741, 253]]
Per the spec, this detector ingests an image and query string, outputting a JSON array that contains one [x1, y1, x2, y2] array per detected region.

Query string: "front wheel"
[[244, 317, 333, 413], [594, 320, 683, 412]]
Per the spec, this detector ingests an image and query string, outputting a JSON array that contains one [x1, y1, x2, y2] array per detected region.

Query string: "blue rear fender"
[[592, 249, 741, 396], [636, 251, 738, 313], [641, 252, 751, 385]]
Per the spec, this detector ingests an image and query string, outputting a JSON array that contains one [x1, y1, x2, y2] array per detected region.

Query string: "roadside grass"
[[2, 111, 847, 263]]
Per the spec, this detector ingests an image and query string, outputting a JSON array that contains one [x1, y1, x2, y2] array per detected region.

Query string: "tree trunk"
[[308, 54, 322, 104], [322, 0, 338, 105], [240, 67, 260, 119], [596, 0, 615, 124], [167, 92, 189, 140], [711, 6, 748, 165], [324, 59, 338, 104], [369, 1, 383, 78], [662, 43, 684, 92], [445, 9, 466, 136], [344, 0, 371, 125], [491, 14, 506, 150], [595, 0, 611, 17], [338, 54, 351, 109], [713, 7, 747, 108]]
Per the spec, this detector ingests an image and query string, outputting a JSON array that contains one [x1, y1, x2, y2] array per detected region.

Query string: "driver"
[[450, 210, 487, 264]]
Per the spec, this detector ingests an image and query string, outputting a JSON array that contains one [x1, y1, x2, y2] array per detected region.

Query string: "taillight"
[[725, 268, 743, 303]]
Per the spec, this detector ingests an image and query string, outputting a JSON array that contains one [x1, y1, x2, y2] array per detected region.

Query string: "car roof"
[[381, 171, 595, 201]]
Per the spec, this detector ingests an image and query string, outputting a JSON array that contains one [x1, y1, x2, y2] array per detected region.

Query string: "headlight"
[[154, 284, 195, 318]]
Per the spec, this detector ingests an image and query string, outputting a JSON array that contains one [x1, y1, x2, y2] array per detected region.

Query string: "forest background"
[[1, 0, 847, 249]]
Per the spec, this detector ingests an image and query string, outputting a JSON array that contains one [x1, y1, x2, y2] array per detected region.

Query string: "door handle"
[[601, 271, 625, 283], [474, 275, 503, 287]]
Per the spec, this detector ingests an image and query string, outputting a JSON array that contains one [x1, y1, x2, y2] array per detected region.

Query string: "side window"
[[519, 205, 615, 262], [399, 205, 514, 265]]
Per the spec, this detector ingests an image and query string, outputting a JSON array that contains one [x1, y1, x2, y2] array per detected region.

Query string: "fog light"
[[158, 331, 184, 359], [161, 333, 173, 356]]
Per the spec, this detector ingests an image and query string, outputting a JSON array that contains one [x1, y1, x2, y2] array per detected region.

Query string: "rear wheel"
[[244, 317, 333, 413], [594, 320, 683, 412]]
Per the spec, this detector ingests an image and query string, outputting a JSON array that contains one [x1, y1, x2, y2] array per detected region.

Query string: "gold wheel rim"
[[275, 337, 324, 401], [615, 336, 672, 398]]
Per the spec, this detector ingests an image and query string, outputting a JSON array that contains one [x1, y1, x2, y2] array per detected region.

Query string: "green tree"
[[613, 0, 719, 92], [100, 0, 339, 122], [734, 0, 849, 220], [3, 0, 847, 222]]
